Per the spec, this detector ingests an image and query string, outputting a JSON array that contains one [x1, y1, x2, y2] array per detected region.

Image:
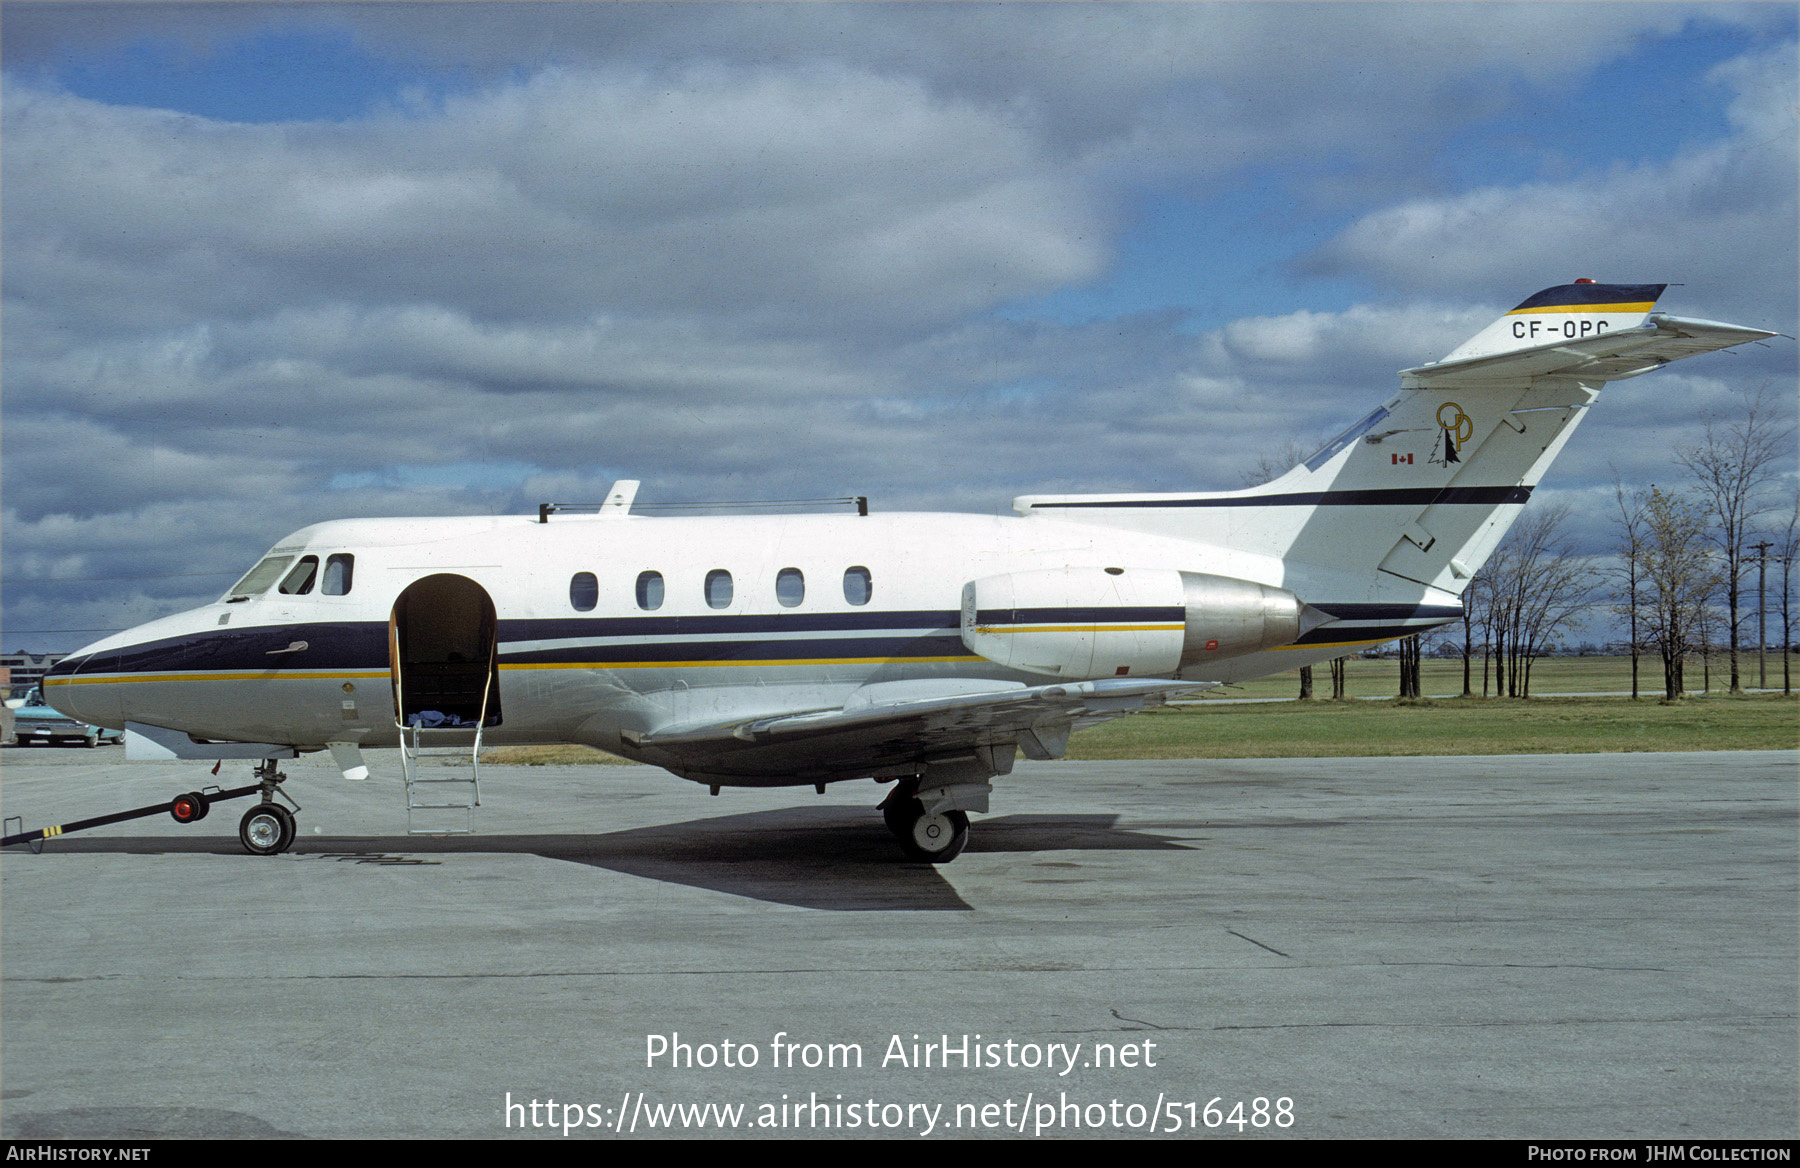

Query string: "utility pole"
[[1749, 539, 1773, 691]]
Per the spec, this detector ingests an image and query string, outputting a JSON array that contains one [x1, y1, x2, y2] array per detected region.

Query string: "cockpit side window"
[[322, 554, 354, 596], [278, 556, 319, 595], [225, 555, 295, 600]]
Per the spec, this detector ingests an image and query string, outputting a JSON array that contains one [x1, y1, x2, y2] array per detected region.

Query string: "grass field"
[[1206, 653, 1799, 701], [1070, 692, 1797, 759], [480, 659, 1798, 765]]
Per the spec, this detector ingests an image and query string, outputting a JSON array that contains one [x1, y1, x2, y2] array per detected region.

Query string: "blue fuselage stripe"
[[1032, 486, 1532, 509], [46, 602, 1467, 680]]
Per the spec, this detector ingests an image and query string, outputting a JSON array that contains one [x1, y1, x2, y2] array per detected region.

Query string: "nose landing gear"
[[237, 759, 302, 856]]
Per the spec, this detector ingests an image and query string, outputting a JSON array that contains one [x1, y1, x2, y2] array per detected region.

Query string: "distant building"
[[3, 651, 67, 696]]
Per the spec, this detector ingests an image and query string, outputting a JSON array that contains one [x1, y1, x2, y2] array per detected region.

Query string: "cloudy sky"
[[4, 2, 1796, 653]]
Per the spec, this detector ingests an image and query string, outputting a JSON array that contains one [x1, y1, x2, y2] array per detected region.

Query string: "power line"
[[0, 571, 236, 584], [3, 628, 126, 636]]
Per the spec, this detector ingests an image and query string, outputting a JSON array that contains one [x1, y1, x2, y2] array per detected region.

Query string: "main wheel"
[[239, 803, 296, 856], [893, 799, 970, 864]]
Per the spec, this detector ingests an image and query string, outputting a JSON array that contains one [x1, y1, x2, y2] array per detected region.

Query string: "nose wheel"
[[239, 803, 297, 856]]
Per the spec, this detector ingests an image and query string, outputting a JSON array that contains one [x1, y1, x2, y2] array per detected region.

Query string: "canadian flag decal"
[[1392, 453, 1413, 465]]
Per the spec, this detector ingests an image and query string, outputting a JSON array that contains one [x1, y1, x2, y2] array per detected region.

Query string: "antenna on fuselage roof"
[[537, 483, 869, 522]]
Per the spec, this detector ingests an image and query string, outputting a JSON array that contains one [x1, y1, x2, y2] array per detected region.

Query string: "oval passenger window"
[[705, 570, 734, 609], [776, 568, 805, 607], [636, 571, 664, 611], [843, 566, 872, 606], [570, 572, 598, 612]]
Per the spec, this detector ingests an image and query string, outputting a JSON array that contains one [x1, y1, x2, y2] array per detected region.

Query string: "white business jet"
[[42, 283, 1775, 861]]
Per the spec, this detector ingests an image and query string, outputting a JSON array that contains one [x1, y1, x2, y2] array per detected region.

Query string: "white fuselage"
[[44, 507, 1440, 782]]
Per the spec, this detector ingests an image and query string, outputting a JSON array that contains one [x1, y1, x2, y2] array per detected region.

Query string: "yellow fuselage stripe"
[[1507, 302, 1653, 315], [501, 657, 985, 670], [976, 624, 1184, 634], [46, 671, 390, 686], [45, 659, 987, 685], [1270, 637, 1390, 651]]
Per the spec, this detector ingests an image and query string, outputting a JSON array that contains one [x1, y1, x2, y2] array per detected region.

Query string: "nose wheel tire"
[[239, 803, 297, 856], [884, 796, 970, 863]]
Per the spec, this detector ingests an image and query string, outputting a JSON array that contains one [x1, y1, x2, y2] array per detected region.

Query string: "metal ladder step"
[[398, 726, 484, 836], [393, 643, 496, 837]]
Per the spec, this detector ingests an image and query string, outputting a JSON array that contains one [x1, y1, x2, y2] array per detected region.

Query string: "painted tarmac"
[[2, 745, 1794, 1140]]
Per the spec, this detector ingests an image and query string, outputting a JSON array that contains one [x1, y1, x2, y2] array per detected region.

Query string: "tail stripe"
[[1032, 486, 1531, 510], [1509, 283, 1665, 312]]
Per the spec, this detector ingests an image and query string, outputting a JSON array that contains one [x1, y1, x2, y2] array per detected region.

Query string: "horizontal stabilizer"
[[1402, 313, 1778, 388]]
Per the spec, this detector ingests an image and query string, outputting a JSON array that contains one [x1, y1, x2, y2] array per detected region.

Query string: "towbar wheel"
[[170, 792, 210, 823]]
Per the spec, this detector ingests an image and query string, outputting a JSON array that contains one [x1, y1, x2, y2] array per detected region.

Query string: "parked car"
[[11, 686, 121, 747]]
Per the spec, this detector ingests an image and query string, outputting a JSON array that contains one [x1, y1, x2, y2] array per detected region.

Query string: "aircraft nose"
[[42, 647, 125, 729]]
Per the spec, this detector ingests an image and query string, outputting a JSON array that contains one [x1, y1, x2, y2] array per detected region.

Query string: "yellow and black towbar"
[[3, 783, 267, 853]]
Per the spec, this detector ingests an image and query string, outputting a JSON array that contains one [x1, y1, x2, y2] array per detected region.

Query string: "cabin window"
[[843, 566, 872, 606], [569, 572, 598, 612], [226, 555, 295, 600], [278, 556, 319, 595], [322, 554, 354, 596], [705, 569, 733, 609], [636, 571, 664, 611], [776, 568, 805, 607]]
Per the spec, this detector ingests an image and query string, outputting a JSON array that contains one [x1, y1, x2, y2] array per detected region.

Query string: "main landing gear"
[[878, 780, 971, 863]]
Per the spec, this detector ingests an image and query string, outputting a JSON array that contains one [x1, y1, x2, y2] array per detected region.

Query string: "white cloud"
[[3, 65, 1108, 335], [1303, 42, 1799, 326]]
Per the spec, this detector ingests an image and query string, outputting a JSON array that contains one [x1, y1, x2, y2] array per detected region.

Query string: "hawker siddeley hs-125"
[[41, 283, 1776, 861]]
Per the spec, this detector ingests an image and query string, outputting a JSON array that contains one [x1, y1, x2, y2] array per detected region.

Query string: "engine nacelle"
[[960, 567, 1311, 680]]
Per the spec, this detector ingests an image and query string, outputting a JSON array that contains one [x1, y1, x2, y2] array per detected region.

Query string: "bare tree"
[[1460, 570, 1481, 696], [1397, 633, 1422, 699], [1328, 656, 1348, 700], [1677, 384, 1795, 692], [1692, 588, 1720, 693], [1475, 505, 1594, 697], [1636, 487, 1719, 700], [1780, 510, 1798, 696], [1608, 477, 1648, 701], [1237, 439, 1315, 489]]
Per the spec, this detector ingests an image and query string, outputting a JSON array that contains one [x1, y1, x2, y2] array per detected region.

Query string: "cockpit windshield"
[[223, 551, 354, 601], [224, 555, 295, 601]]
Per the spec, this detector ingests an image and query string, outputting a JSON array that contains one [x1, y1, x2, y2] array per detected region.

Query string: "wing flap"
[[622, 676, 1216, 781]]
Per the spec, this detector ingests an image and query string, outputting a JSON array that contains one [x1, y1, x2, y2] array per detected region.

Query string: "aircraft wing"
[[620, 677, 1217, 783], [1400, 314, 1778, 387]]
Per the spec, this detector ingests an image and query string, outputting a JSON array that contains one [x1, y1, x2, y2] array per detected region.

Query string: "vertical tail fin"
[[1015, 282, 1774, 600]]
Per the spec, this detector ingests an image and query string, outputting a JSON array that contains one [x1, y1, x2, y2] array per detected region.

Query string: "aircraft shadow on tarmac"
[[9, 807, 1192, 911]]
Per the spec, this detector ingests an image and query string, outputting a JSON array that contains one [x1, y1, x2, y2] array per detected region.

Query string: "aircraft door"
[[389, 574, 503, 729]]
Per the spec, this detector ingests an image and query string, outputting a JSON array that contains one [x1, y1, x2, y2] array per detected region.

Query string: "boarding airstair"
[[393, 647, 492, 836]]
